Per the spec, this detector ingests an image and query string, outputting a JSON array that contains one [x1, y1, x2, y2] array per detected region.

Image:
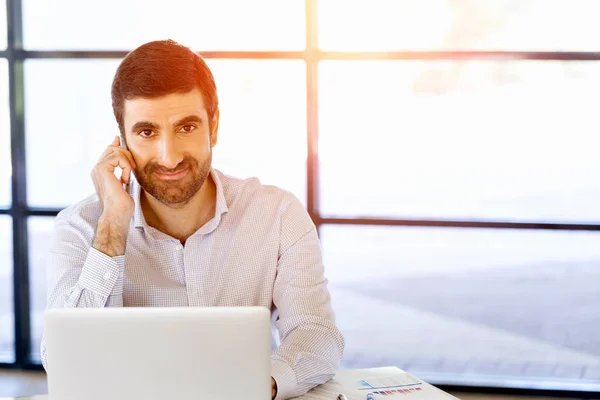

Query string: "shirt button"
[[103, 271, 112, 281], [175, 244, 184, 251]]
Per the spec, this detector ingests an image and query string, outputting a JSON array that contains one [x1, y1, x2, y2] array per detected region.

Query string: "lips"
[[155, 168, 189, 180]]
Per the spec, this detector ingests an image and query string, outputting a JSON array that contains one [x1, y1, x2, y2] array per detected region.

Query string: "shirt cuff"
[[271, 358, 297, 400], [78, 247, 125, 298]]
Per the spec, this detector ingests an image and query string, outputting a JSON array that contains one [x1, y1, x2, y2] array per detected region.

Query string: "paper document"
[[297, 367, 459, 400]]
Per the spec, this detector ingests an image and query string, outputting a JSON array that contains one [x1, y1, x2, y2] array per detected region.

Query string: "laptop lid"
[[44, 307, 271, 400]]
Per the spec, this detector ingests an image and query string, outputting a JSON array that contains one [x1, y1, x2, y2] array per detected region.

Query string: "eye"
[[181, 125, 196, 133], [139, 129, 154, 138]]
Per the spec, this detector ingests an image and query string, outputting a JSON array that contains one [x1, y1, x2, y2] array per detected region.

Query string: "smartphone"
[[119, 134, 131, 193]]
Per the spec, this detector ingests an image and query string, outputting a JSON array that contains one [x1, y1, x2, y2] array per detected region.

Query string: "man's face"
[[123, 88, 218, 207]]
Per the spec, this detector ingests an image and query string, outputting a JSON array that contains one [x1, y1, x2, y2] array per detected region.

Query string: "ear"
[[210, 109, 219, 147]]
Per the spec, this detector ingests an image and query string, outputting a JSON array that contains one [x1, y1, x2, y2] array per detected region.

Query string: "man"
[[42, 39, 344, 400]]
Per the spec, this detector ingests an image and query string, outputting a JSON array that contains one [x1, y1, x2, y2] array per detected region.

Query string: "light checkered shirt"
[[41, 168, 345, 400]]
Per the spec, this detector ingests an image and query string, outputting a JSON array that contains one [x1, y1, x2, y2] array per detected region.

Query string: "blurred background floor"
[[0, 371, 47, 398]]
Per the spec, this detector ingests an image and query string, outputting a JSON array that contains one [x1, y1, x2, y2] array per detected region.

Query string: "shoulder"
[[216, 170, 316, 249], [216, 169, 301, 214]]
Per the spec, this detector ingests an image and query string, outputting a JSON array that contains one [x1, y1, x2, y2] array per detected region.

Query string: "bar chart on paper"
[[361, 387, 425, 396], [303, 367, 459, 400], [357, 374, 424, 396]]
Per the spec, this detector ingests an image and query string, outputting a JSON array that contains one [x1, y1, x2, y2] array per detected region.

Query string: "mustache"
[[145, 157, 197, 174]]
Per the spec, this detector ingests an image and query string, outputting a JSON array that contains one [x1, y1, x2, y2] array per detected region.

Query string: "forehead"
[[123, 88, 207, 124]]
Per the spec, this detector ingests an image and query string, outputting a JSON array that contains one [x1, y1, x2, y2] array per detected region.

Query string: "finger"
[[109, 144, 137, 170], [99, 146, 114, 161], [101, 152, 134, 173], [99, 141, 120, 160], [121, 165, 132, 185], [98, 136, 124, 161], [120, 148, 137, 170], [102, 147, 137, 170]]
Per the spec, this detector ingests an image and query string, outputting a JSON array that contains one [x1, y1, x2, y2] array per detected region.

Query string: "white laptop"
[[44, 307, 272, 400]]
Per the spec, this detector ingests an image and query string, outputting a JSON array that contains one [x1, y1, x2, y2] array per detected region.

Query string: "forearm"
[[64, 211, 129, 307], [92, 213, 129, 257]]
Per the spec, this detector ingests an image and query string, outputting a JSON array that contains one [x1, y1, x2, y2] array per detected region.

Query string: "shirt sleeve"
[[40, 212, 125, 369], [270, 194, 345, 400]]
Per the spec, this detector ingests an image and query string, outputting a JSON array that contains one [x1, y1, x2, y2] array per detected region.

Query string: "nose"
[[157, 135, 184, 170]]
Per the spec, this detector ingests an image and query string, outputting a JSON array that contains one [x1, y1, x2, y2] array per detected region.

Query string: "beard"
[[134, 152, 212, 208]]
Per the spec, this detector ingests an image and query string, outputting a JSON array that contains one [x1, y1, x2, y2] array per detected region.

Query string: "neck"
[[140, 174, 217, 244]]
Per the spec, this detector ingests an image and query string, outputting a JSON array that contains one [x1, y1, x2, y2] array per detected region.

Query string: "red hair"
[[111, 39, 219, 137]]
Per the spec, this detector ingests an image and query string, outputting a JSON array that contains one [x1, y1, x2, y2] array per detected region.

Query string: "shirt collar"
[[131, 167, 229, 235], [197, 167, 229, 235]]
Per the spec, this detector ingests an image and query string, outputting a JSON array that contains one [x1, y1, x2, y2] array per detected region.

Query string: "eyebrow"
[[130, 120, 159, 134], [130, 115, 204, 134], [173, 115, 203, 127]]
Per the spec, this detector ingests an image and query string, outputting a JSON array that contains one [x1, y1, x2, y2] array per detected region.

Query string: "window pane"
[[28, 216, 53, 362], [0, 59, 9, 207], [24, 59, 121, 208], [319, 60, 600, 223], [208, 60, 306, 204], [321, 225, 600, 386], [23, 0, 305, 51], [0, 0, 6, 50], [0, 216, 14, 363], [25, 59, 306, 208], [319, 0, 600, 52]]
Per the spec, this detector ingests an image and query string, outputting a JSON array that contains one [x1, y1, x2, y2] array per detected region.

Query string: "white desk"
[[1, 367, 457, 400]]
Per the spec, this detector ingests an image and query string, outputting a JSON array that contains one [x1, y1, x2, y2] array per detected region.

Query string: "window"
[[22, 0, 305, 51], [0, 0, 6, 50], [208, 59, 307, 204], [319, 60, 600, 223], [318, 0, 600, 51], [0, 59, 9, 207], [24, 59, 122, 208], [0, 215, 14, 363], [321, 225, 600, 381]]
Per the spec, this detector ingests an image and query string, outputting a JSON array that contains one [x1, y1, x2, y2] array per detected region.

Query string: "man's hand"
[[271, 377, 277, 399], [90, 136, 137, 257], [92, 136, 136, 215]]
